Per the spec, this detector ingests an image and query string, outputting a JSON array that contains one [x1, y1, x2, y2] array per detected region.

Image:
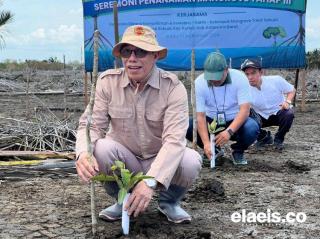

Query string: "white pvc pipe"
[[122, 193, 130, 235], [210, 134, 215, 168]]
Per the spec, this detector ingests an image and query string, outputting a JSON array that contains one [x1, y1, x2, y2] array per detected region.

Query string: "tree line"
[[306, 49, 320, 69]]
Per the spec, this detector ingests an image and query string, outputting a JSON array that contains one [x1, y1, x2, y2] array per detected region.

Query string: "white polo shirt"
[[195, 69, 251, 121], [250, 75, 294, 119]]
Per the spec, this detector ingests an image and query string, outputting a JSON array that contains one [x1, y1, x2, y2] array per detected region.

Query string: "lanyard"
[[211, 85, 227, 112]]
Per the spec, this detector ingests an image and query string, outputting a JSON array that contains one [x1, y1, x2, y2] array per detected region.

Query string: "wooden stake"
[[191, 49, 197, 150], [293, 68, 300, 107], [300, 68, 307, 112], [86, 29, 100, 236], [84, 72, 88, 107]]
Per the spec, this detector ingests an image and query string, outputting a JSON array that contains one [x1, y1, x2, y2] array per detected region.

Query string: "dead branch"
[[0, 150, 75, 160]]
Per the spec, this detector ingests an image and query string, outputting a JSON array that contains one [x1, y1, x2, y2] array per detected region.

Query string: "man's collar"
[[120, 69, 130, 88], [120, 66, 159, 89], [146, 66, 160, 89]]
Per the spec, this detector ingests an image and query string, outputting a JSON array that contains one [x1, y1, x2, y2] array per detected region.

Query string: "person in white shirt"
[[241, 59, 296, 150], [187, 52, 260, 165]]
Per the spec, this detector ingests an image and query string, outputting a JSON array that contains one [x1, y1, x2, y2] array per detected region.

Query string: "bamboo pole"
[[191, 49, 197, 150], [84, 72, 88, 107], [86, 29, 100, 236], [113, 1, 121, 68], [293, 68, 300, 107]]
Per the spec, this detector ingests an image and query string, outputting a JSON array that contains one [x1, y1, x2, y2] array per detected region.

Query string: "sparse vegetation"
[[306, 49, 320, 69], [0, 58, 82, 71]]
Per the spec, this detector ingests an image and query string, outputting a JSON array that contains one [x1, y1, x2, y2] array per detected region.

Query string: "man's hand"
[[75, 152, 99, 183], [125, 181, 154, 217], [203, 142, 212, 159], [280, 101, 291, 110], [215, 130, 231, 147]]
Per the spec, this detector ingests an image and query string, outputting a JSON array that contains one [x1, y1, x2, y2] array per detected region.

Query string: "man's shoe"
[[231, 152, 248, 165], [255, 131, 273, 149], [98, 203, 122, 221], [158, 202, 191, 224], [215, 147, 224, 160], [158, 184, 191, 224], [215, 147, 225, 166], [274, 139, 284, 150]]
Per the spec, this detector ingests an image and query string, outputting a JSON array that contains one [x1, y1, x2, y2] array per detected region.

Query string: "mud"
[[1, 103, 320, 239]]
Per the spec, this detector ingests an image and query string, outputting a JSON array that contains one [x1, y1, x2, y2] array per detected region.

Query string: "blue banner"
[[83, 1, 306, 71]]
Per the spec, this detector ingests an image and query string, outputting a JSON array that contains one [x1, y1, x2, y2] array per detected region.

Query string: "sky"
[[0, 0, 319, 63]]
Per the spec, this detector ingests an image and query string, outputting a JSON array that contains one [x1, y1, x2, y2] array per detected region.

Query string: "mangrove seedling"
[[92, 160, 153, 235], [207, 119, 225, 168]]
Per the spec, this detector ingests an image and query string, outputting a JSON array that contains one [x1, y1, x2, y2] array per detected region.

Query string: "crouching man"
[[187, 52, 259, 165], [75, 25, 202, 223], [241, 59, 296, 150]]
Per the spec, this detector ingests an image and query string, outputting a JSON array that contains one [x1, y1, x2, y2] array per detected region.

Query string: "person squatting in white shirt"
[[241, 59, 296, 150]]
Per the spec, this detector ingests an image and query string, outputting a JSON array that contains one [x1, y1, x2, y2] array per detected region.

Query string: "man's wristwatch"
[[227, 128, 234, 137], [143, 178, 157, 189], [285, 100, 293, 108]]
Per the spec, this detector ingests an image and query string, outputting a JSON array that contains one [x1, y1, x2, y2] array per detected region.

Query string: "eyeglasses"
[[120, 47, 149, 58]]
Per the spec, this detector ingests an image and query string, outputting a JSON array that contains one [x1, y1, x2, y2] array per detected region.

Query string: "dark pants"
[[258, 109, 294, 142], [186, 116, 259, 154]]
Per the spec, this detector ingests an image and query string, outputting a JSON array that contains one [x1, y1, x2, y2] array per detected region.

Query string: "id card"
[[217, 111, 226, 126]]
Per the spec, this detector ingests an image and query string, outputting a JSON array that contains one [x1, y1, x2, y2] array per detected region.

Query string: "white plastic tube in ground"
[[210, 133, 215, 168], [122, 193, 130, 235]]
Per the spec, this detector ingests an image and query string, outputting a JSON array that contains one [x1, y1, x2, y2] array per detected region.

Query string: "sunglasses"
[[120, 47, 149, 58]]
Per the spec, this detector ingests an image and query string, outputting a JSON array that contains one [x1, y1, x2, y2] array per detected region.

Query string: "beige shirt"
[[76, 67, 189, 188]]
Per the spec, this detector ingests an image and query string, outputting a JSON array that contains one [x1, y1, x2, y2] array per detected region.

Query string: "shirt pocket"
[[145, 110, 164, 138], [108, 106, 133, 134]]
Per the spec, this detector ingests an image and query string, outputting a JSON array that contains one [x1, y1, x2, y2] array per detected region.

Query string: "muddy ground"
[[0, 102, 319, 239]]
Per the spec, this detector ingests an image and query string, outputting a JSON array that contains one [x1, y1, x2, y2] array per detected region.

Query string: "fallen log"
[[0, 160, 44, 166], [0, 151, 75, 160]]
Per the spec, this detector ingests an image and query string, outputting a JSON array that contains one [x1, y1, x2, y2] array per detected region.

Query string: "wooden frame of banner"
[[113, 2, 121, 69], [190, 49, 197, 149], [293, 68, 307, 112], [299, 68, 307, 112]]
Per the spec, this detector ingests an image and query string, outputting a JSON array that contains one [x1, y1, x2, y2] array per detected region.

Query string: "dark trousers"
[[186, 116, 259, 153], [258, 108, 294, 142]]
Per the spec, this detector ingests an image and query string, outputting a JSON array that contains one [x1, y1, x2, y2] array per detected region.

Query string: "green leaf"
[[118, 188, 127, 204], [121, 168, 132, 189], [208, 119, 217, 134], [107, 161, 154, 204], [129, 172, 144, 187], [113, 172, 124, 189], [115, 160, 125, 169], [127, 174, 154, 190], [214, 127, 225, 133], [132, 172, 143, 180], [91, 173, 116, 182], [208, 123, 214, 134]]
